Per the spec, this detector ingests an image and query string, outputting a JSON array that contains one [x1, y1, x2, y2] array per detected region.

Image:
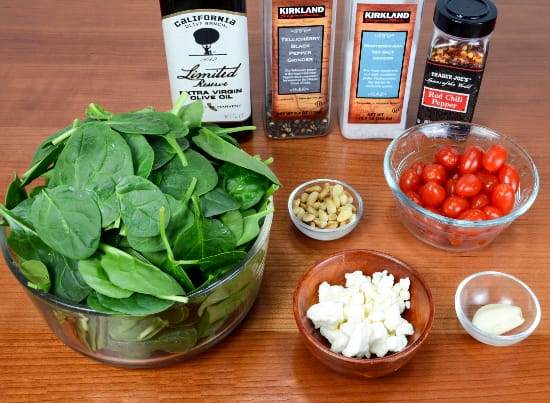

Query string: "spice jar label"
[[347, 4, 418, 124], [417, 52, 485, 124], [270, 1, 333, 121]]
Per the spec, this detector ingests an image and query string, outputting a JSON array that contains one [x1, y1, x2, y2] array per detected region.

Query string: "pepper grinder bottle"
[[160, 0, 253, 137], [263, 1, 337, 139], [417, 0, 497, 124]]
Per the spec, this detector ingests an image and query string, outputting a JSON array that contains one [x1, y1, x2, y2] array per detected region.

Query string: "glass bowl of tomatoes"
[[384, 122, 539, 251]]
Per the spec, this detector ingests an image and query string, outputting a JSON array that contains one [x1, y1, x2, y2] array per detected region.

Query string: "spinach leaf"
[[106, 326, 197, 358], [96, 293, 175, 316], [191, 251, 247, 272], [5, 174, 27, 209], [150, 136, 189, 170], [151, 149, 217, 198], [52, 122, 134, 227], [237, 203, 274, 246], [180, 101, 204, 128], [121, 134, 154, 178], [116, 175, 170, 238], [47, 253, 92, 303], [0, 204, 44, 261], [20, 260, 51, 292], [86, 103, 113, 120], [31, 186, 102, 260], [157, 111, 189, 138], [78, 259, 133, 299], [100, 244, 184, 297], [10, 198, 34, 228], [200, 186, 240, 217], [108, 317, 169, 342], [221, 210, 244, 242], [219, 163, 271, 210], [87, 292, 121, 315], [126, 194, 193, 254], [193, 128, 280, 185], [173, 197, 236, 261], [30, 119, 83, 166], [107, 112, 170, 135], [29, 186, 46, 198]]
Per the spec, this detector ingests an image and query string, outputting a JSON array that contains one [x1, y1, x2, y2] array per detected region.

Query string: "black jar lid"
[[434, 0, 498, 39]]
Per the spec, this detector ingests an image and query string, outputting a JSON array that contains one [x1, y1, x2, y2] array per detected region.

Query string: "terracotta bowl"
[[293, 250, 434, 378]]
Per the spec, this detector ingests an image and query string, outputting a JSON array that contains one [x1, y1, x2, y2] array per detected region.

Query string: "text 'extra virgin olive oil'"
[[160, 0, 253, 139]]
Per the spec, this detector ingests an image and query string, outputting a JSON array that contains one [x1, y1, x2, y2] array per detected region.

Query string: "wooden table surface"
[[1, 0, 549, 401]]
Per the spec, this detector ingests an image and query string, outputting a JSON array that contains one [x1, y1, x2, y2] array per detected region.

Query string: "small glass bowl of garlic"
[[455, 271, 541, 346], [288, 179, 364, 241]]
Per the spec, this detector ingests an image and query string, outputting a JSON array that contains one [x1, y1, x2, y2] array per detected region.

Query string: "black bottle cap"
[[434, 0, 498, 39]]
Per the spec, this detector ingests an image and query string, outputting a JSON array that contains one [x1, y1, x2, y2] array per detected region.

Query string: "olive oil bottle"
[[160, 1, 253, 136]]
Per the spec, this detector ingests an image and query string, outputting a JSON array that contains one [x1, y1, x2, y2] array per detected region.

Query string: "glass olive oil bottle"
[[160, 1, 253, 136]]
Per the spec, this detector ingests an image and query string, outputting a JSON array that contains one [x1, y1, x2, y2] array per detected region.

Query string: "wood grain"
[[0, 0, 549, 401]]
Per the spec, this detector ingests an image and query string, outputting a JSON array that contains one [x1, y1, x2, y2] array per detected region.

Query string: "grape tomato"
[[435, 146, 460, 170], [455, 174, 482, 198], [498, 164, 520, 192], [400, 169, 421, 192], [422, 163, 447, 184], [492, 183, 515, 214], [483, 145, 508, 172], [442, 196, 469, 218], [459, 146, 483, 174], [470, 193, 490, 209], [419, 181, 446, 207], [459, 209, 487, 221]]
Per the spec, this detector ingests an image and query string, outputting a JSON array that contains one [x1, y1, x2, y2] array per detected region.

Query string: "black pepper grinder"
[[417, 0, 498, 124]]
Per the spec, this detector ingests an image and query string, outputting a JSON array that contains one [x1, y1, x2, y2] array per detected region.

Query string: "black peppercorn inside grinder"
[[417, 0, 498, 124]]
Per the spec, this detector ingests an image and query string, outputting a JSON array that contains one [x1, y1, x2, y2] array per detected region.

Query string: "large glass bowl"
[[384, 122, 539, 251], [0, 210, 273, 368]]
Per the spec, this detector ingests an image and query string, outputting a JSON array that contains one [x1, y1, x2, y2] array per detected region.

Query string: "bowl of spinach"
[[0, 95, 280, 367]]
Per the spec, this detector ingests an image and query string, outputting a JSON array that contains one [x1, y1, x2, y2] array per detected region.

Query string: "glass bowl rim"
[[454, 270, 542, 342], [383, 121, 540, 229], [287, 178, 364, 233], [0, 198, 274, 316]]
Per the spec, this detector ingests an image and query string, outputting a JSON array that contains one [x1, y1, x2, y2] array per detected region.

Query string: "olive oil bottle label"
[[348, 4, 417, 124], [162, 10, 252, 123], [271, 1, 333, 120]]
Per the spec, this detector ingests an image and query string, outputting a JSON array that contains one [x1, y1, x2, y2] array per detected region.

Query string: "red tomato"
[[483, 206, 503, 220], [459, 146, 483, 174], [498, 164, 520, 192], [459, 209, 487, 221], [446, 178, 457, 196], [400, 169, 421, 192], [442, 196, 470, 218], [470, 193, 489, 209], [482, 145, 508, 172], [477, 171, 499, 194], [422, 163, 447, 184], [455, 174, 482, 198], [435, 146, 461, 170], [492, 183, 515, 214], [406, 190, 423, 206], [411, 162, 425, 177], [419, 181, 446, 207]]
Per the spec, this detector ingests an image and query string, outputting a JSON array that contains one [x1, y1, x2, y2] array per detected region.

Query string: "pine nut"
[[302, 213, 315, 223], [306, 191, 319, 206], [305, 185, 322, 193]]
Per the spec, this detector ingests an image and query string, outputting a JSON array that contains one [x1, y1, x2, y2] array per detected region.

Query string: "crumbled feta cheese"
[[318, 282, 346, 303], [342, 321, 371, 358], [306, 270, 414, 359], [306, 301, 344, 329]]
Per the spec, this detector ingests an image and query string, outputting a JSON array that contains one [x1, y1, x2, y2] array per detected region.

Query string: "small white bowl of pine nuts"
[[288, 179, 364, 241]]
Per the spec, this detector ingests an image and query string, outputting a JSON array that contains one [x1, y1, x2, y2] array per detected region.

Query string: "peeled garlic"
[[472, 304, 525, 336]]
